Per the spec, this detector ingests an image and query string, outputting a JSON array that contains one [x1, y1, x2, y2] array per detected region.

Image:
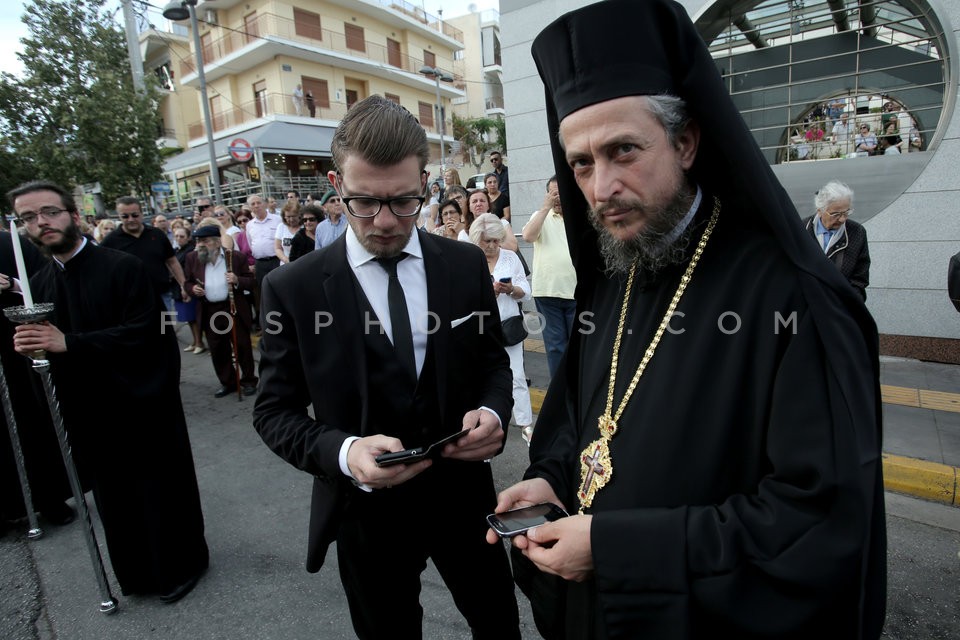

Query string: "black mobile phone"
[[374, 429, 471, 467], [498, 277, 512, 283], [486, 503, 569, 538]]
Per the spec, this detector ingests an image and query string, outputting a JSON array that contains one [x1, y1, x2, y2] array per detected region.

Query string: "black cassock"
[[528, 208, 885, 639], [29, 242, 208, 595]]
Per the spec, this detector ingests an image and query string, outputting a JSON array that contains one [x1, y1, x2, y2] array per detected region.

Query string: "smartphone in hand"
[[374, 429, 471, 467], [487, 503, 569, 538]]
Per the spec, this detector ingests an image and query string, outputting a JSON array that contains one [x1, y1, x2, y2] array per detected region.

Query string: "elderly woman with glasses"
[[289, 204, 322, 261], [469, 213, 533, 443], [432, 198, 468, 241], [803, 180, 870, 300]]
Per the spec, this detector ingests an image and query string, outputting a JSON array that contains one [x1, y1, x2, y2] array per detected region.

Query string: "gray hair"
[[469, 213, 505, 245], [814, 181, 854, 211], [557, 94, 691, 150], [643, 95, 691, 147]]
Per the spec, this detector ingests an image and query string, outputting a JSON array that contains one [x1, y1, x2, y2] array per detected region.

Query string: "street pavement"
[[0, 322, 958, 639]]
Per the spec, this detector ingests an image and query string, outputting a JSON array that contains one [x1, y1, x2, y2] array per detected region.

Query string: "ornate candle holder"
[[4, 304, 54, 365], [3, 303, 118, 614]]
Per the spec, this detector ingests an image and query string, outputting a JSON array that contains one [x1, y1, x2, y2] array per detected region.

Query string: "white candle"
[[9, 220, 34, 308]]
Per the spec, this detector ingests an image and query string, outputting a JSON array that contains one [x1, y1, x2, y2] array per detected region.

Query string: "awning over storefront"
[[163, 121, 336, 174]]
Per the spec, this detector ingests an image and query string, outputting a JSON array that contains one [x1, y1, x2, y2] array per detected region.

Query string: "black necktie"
[[375, 254, 417, 382]]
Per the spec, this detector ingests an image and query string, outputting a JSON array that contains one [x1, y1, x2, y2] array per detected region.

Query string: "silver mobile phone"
[[486, 503, 569, 537]]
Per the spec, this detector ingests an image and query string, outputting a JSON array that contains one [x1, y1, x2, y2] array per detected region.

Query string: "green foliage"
[[451, 113, 506, 173], [0, 0, 164, 204], [0, 137, 36, 203]]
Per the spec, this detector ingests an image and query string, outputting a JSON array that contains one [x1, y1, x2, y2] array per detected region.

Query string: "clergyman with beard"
[[184, 225, 258, 398], [486, 2, 886, 639], [7, 180, 209, 603]]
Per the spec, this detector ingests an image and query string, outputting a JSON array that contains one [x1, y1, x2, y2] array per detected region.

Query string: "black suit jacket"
[[253, 229, 512, 571], [803, 216, 870, 300]]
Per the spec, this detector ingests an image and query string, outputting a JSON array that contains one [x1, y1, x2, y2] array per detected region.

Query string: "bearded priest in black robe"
[[8, 181, 209, 603], [487, 1, 886, 638]]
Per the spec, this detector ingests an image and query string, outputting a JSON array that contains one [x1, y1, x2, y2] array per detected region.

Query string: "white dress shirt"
[[203, 249, 230, 302]]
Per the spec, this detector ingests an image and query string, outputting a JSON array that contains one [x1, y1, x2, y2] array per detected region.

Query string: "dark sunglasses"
[[119, 213, 141, 220], [302, 217, 318, 222]]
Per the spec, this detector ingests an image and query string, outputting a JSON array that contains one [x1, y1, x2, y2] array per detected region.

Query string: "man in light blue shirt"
[[314, 189, 348, 250]]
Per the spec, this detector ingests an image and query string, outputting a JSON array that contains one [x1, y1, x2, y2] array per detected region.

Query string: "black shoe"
[[40, 502, 76, 526], [214, 386, 235, 398], [241, 385, 258, 396], [158, 567, 205, 604]]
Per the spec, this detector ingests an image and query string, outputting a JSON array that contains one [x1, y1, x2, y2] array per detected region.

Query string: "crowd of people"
[[0, 1, 888, 636], [791, 96, 922, 160]]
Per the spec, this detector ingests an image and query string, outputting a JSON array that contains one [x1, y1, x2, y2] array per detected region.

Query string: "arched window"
[[695, 0, 954, 165]]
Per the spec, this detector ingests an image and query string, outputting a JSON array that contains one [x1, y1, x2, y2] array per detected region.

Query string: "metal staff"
[[4, 304, 118, 614], [0, 354, 42, 539], [225, 248, 242, 401]]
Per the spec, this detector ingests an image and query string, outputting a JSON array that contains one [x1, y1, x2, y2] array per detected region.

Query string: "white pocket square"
[[451, 312, 477, 328]]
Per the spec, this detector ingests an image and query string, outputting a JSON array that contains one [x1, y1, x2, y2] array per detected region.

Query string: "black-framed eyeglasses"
[[119, 212, 141, 220], [17, 207, 70, 225], [341, 195, 424, 218], [302, 216, 318, 223], [336, 171, 426, 218], [825, 209, 852, 219]]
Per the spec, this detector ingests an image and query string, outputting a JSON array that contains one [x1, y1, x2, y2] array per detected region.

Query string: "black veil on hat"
[[531, 3, 885, 635]]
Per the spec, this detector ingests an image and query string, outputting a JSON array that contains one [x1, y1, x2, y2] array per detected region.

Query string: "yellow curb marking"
[[919, 389, 960, 413], [882, 454, 959, 506], [881, 384, 960, 414], [523, 338, 546, 353], [880, 385, 920, 408]]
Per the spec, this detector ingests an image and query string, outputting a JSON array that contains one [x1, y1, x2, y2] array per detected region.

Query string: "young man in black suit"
[[253, 95, 521, 639]]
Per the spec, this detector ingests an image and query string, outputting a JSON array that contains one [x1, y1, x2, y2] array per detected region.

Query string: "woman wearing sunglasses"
[[289, 204, 322, 261]]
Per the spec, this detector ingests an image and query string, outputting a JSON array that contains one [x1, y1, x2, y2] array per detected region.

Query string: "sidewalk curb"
[[883, 454, 959, 506], [528, 387, 960, 508]]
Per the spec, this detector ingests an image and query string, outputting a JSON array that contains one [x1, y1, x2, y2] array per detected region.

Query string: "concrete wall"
[[501, 0, 960, 344]]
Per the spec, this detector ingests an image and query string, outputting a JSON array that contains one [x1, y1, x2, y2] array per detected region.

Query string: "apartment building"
[[149, 0, 466, 204]]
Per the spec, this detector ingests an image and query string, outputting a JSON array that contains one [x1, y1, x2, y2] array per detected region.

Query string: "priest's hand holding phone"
[[487, 477, 594, 581]]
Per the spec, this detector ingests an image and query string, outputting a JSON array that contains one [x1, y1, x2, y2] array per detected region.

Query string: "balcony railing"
[[185, 91, 450, 140], [485, 96, 505, 111], [179, 12, 462, 82], [373, 0, 464, 43]]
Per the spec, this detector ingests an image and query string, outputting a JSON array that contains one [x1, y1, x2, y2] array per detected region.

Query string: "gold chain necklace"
[[577, 196, 721, 513]]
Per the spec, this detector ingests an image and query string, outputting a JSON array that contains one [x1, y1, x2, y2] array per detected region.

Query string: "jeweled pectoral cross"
[[578, 437, 612, 513]]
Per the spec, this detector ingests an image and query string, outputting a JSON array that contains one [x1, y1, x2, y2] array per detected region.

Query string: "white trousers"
[[506, 342, 532, 427]]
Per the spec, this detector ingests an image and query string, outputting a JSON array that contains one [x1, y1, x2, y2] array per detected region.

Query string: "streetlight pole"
[[419, 65, 453, 174], [163, 0, 223, 204]]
